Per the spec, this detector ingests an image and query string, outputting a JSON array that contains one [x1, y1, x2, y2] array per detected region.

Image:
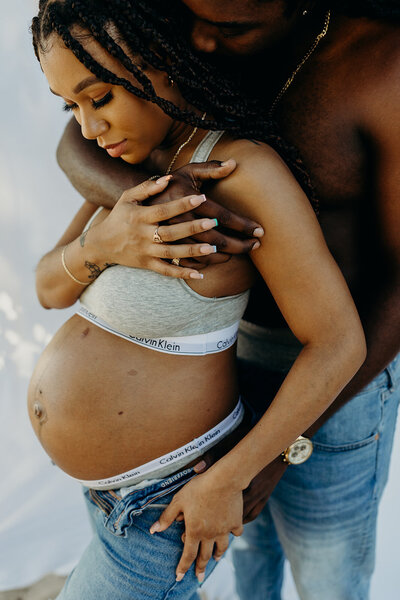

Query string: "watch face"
[[287, 439, 313, 464]]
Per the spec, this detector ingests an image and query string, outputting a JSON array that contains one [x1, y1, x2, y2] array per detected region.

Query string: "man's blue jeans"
[[232, 353, 400, 600]]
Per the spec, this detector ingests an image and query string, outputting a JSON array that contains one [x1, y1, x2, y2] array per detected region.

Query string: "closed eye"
[[63, 101, 78, 112], [217, 24, 256, 39], [92, 90, 113, 110], [62, 90, 113, 113]]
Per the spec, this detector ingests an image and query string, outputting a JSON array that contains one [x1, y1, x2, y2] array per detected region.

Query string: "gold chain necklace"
[[165, 111, 207, 174], [268, 10, 331, 116], [148, 112, 207, 181]]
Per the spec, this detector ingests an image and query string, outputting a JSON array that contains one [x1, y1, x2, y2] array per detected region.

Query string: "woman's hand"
[[149, 471, 244, 583], [36, 176, 223, 309], [88, 175, 222, 279]]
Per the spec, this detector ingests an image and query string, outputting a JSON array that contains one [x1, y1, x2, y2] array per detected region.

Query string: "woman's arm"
[[151, 141, 367, 581], [36, 178, 220, 308]]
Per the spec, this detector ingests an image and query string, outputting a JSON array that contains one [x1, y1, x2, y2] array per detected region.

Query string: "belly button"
[[33, 402, 47, 424]]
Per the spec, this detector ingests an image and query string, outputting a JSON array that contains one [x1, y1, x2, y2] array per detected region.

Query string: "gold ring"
[[153, 226, 163, 244], [171, 258, 180, 266]]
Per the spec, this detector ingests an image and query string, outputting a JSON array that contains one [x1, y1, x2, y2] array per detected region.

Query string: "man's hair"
[[31, 0, 314, 203]]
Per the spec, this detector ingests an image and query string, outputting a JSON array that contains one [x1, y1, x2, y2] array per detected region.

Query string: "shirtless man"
[[56, 1, 400, 598]]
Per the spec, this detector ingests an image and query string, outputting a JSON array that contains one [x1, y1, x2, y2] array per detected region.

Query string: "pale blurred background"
[[0, 2, 399, 599]]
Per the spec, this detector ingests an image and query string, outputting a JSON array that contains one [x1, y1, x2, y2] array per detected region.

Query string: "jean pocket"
[[311, 388, 384, 449], [313, 431, 379, 453]]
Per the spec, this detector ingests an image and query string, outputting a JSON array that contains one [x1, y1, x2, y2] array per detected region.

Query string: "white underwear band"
[[76, 399, 244, 490], [77, 306, 239, 355]]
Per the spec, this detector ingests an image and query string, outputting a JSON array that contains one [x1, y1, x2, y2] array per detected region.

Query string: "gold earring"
[[168, 75, 174, 87]]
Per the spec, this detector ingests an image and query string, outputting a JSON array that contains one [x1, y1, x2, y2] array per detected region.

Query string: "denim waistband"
[[238, 319, 400, 393]]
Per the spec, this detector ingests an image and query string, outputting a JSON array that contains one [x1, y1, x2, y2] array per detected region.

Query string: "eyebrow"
[[49, 75, 103, 97]]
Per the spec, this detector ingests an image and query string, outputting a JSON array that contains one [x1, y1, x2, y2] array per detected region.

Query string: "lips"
[[101, 139, 128, 158]]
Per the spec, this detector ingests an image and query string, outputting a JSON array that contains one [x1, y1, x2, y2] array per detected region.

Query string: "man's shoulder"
[[352, 20, 400, 89], [341, 19, 400, 128]]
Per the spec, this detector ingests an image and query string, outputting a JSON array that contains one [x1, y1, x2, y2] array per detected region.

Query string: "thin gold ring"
[[171, 257, 180, 266], [153, 226, 163, 244]]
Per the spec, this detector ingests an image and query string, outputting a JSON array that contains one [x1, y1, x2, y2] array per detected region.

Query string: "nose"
[[78, 110, 109, 140], [191, 21, 218, 53]]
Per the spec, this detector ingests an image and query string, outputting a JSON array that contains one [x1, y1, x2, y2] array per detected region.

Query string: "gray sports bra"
[[78, 131, 250, 354]]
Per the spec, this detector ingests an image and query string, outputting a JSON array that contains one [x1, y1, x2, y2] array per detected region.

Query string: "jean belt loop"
[[385, 359, 398, 392]]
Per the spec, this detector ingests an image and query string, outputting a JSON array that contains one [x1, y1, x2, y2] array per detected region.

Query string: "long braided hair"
[[31, 0, 315, 204]]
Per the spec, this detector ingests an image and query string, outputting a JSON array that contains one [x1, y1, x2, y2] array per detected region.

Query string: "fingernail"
[[150, 521, 161, 534], [215, 556, 222, 562], [221, 159, 234, 167], [190, 194, 206, 206], [190, 272, 204, 279], [200, 245, 217, 254], [193, 460, 207, 473], [176, 573, 184, 582], [156, 175, 172, 185], [253, 227, 264, 237], [252, 241, 261, 250], [197, 573, 205, 583], [201, 219, 217, 230]]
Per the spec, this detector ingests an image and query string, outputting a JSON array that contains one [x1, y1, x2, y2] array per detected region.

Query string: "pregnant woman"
[[28, 1, 366, 598]]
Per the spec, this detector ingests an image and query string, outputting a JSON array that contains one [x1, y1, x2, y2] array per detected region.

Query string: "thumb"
[[149, 502, 181, 534], [191, 159, 237, 184], [193, 446, 218, 474], [122, 174, 172, 204]]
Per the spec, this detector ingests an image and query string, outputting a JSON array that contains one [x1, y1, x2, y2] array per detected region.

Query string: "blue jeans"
[[232, 353, 400, 600], [56, 468, 218, 599]]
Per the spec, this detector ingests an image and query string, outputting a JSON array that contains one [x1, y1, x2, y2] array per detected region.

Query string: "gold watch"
[[282, 435, 313, 465]]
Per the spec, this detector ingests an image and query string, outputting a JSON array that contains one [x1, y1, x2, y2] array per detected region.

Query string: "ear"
[[301, 1, 318, 16]]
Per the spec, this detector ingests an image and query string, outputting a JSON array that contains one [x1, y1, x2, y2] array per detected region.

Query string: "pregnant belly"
[[28, 315, 237, 480]]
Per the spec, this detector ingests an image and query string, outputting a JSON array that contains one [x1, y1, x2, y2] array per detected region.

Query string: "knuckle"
[[161, 265, 172, 277], [215, 207, 231, 226], [158, 227, 170, 242], [161, 246, 172, 259], [190, 222, 199, 236], [216, 237, 227, 251], [156, 204, 170, 221]]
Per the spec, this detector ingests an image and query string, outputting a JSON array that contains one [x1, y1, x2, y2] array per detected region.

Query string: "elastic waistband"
[[76, 398, 244, 490], [77, 306, 239, 355], [237, 319, 302, 372]]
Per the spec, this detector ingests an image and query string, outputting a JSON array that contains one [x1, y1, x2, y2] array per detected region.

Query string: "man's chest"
[[277, 73, 367, 208]]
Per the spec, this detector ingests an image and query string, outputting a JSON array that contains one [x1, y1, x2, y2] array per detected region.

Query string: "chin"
[[121, 153, 143, 164]]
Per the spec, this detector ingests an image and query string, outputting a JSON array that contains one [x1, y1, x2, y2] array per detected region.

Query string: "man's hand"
[[241, 457, 288, 523], [147, 160, 264, 265]]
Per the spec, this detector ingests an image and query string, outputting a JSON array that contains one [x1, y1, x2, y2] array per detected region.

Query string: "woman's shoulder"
[[207, 135, 304, 217], [211, 135, 285, 167]]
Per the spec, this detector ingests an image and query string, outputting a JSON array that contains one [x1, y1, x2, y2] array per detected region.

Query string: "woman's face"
[[39, 34, 181, 164]]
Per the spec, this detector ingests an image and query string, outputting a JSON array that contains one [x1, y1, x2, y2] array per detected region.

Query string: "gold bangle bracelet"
[[61, 245, 89, 286]]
